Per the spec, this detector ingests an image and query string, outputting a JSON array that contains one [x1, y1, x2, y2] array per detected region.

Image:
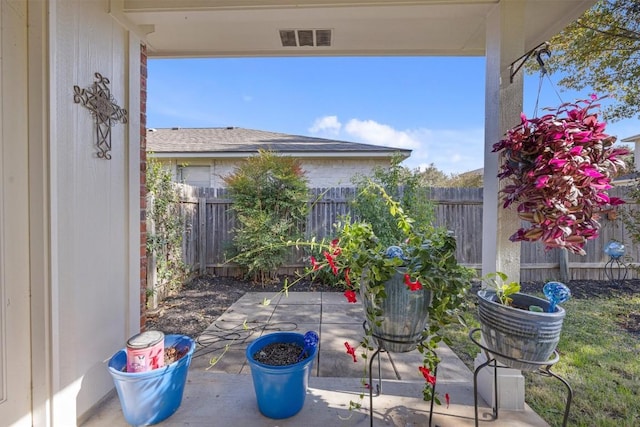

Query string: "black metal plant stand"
[[363, 321, 437, 427], [604, 255, 628, 284], [468, 328, 573, 427]]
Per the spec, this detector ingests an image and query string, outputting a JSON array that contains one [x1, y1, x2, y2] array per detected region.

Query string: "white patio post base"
[[473, 351, 525, 410]]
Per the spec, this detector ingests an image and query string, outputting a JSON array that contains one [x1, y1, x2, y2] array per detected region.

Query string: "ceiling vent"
[[279, 29, 332, 47]]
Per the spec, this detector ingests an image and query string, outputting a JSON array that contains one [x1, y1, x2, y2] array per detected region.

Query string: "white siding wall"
[[160, 157, 391, 188], [50, 1, 140, 423], [299, 158, 389, 187], [178, 165, 211, 187], [0, 1, 32, 425]]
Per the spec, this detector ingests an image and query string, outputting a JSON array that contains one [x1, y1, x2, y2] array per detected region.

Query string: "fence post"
[[559, 248, 570, 283], [199, 197, 207, 275]]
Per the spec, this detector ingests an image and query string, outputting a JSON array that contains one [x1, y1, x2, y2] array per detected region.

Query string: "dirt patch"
[[144, 275, 339, 338], [145, 275, 640, 338], [616, 312, 640, 336]]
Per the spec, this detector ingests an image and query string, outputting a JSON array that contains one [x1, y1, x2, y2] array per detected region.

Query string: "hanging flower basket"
[[492, 95, 629, 255]]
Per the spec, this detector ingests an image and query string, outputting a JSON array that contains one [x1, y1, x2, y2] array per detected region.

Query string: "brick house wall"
[[140, 43, 148, 329]]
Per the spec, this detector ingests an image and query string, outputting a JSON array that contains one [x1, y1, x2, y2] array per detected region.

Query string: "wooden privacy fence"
[[169, 184, 639, 282]]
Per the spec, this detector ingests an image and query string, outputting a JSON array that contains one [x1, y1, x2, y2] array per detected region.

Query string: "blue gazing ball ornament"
[[297, 331, 319, 362], [543, 281, 571, 313], [304, 330, 319, 348], [604, 241, 625, 259], [385, 245, 405, 260]]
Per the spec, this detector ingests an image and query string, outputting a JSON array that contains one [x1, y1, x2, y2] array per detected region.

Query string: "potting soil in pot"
[[252, 342, 306, 365], [164, 345, 189, 365]]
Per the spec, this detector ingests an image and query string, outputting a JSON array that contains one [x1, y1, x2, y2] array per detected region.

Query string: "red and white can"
[[126, 331, 165, 372]]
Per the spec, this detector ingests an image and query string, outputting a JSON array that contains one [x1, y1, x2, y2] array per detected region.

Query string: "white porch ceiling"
[[122, 0, 596, 59]]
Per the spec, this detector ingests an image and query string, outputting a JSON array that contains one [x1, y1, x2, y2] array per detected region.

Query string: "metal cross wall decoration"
[[73, 72, 128, 159]]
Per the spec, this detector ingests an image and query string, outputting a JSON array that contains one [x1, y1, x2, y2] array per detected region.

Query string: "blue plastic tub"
[[246, 332, 318, 419], [108, 334, 195, 426]]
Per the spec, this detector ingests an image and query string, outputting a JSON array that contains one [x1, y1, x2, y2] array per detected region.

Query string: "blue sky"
[[147, 57, 637, 175]]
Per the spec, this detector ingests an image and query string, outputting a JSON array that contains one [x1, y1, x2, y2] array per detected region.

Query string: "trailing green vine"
[[146, 157, 189, 307]]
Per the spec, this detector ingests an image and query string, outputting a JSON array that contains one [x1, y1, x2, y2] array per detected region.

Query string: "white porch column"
[[482, 1, 524, 283], [478, 0, 526, 411]]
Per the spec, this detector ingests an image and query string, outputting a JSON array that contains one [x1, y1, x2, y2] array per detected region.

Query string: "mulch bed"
[[144, 275, 338, 337]]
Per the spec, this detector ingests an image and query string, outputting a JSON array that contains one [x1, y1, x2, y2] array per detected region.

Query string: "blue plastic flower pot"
[[108, 334, 195, 426], [246, 332, 318, 419]]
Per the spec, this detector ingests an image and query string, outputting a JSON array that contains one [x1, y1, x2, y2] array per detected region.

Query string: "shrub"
[[224, 150, 309, 283], [350, 154, 436, 246]]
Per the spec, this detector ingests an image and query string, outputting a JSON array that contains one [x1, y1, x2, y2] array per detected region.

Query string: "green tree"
[[418, 163, 450, 187], [621, 180, 640, 270], [417, 163, 483, 188], [447, 171, 484, 188], [543, 0, 640, 120], [224, 150, 309, 283], [618, 144, 635, 174], [351, 155, 435, 246]]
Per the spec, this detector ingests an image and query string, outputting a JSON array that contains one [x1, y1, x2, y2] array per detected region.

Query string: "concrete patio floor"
[[82, 292, 551, 426]]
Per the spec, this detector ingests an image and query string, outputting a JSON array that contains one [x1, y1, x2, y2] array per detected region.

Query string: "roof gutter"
[[621, 134, 640, 143], [147, 151, 411, 159]]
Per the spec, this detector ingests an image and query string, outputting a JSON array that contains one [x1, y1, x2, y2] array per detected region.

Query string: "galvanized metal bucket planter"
[[361, 269, 433, 352], [477, 290, 565, 371]]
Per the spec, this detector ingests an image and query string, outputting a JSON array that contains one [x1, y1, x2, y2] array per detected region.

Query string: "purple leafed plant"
[[492, 95, 629, 255]]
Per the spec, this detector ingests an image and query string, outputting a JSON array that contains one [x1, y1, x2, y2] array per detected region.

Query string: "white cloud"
[[309, 115, 342, 135], [309, 115, 485, 175], [344, 119, 421, 150]]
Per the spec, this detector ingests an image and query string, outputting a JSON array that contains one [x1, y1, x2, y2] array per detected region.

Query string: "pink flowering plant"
[[492, 95, 629, 255], [285, 183, 474, 407]]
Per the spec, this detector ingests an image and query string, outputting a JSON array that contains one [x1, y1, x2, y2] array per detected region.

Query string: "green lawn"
[[444, 293, 640, 427]]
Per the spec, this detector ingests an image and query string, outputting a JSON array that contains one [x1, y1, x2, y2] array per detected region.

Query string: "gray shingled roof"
[[146, 127, 411, 156]]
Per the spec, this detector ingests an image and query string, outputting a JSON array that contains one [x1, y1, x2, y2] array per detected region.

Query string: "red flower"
[[323, 251, 338, 275], [404, 274, 423, 291], [445, 393, 450, 408], [344, 342, 357, 362], [419, 366, 436, 386], [344, 289, 357, 303], [310, 256, 320, 271], [329, 238, 342, 256]]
